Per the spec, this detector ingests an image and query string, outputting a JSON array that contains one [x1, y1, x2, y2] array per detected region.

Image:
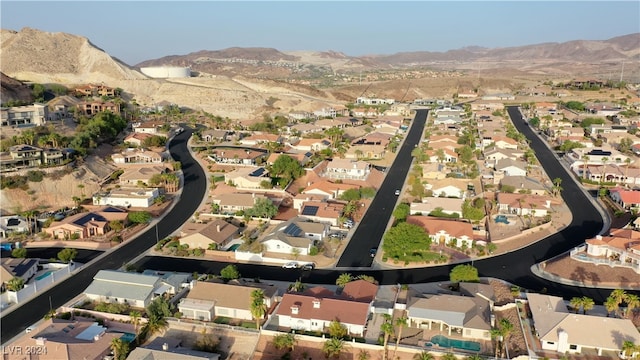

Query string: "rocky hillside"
[[0, 72, 33, 104]]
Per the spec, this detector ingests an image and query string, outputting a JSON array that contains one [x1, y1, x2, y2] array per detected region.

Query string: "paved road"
[[0, 128, 207, 341], [336, 109, 428, 267], [135, 106, 637, 303]]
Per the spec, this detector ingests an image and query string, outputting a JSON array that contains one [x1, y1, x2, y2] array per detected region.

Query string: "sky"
[[2, 1, 639, 66]]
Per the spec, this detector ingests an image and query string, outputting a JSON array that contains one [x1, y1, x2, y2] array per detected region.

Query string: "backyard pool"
[[119, 332, 136, 343], [35, 270, 54, 281], [494, 215, 510, 224], [430, 335, 481, 352], [227, 244, 241, 251]]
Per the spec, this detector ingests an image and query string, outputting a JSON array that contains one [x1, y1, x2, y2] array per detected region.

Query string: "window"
[[569, 345, 577, 350]]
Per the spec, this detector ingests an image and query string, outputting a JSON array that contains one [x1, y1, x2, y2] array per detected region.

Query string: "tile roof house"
[[289, 138, 332, 152], [119, 165, 168, 186], [527, 293, 640, 356], [44, 207, 128, 240], [293, 193, 328, 211], [179, 219, 240, 250], [112, 148, 163, 165], [224, 166, 271, 190], [124, 132, 154, 147], [0, 215, 32, 237], [483, 147, 525, 162], [299, 201, 345, 226], [499, 176, 547, 195], [582, 229, 640, 274], [201, 129, 228, 142], [286, 123, 324, 135], [275, 292, 370, 336], [83, 270, 169, 308], [609, 188, 640, 210], [208, 148, 267, 166], [495, 158, 528, 177], [133, 120, 166, 135], [341, 279, 378, 303], [261, 217, 328, 255], [431, 184, 466, 199], [4, 318, 122, 360], [407, 216, 474, 248], [266, 152, 310, 166], [239, 133, 283, 146], [178, 280, 278, 322], [302, 180, 360, 200], [323, 159, 371, 181], [497, 193, 552, 217], [1, 257, 38, 287], [425, 148, 458, 163], [212, 193, 268, 214], [92, 187, 160, 208], [409, 197, 464, 217], [407, 293, 493, 341]]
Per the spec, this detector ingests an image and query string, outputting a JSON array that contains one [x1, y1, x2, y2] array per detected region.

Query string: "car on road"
[[370, 247, 378, 258], [282, 262, 298, 269], [394, 189, 401, 196], [301, 263, 316, 270]]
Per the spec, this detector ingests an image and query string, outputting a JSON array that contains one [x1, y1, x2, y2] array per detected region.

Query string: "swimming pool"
[[120, 332, 136, 343], [495, 215, 510, 224], [430, 335, 481, 352], [35, 270, 54, 281], [227, 244, 240, 251]]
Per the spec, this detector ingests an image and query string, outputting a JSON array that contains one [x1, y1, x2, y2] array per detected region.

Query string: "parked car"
[[394, 189, 401, 196], [282, 262, 299, 269], [301, 263, 316, 271], [370, 247, 378, 258]]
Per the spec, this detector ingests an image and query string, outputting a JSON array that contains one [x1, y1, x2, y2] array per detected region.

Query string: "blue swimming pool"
[[35, 270, 54, 281], [495, 215, 510, 224], [120, 332, 136, 343], [430, 335, 481, 352], [227, 244, 240, 251]]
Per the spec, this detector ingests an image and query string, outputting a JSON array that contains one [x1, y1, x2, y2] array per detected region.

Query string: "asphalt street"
[[0, 128, 207, 342]]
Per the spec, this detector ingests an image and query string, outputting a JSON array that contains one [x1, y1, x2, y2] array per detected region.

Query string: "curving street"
[[0, 129, 207, 341]]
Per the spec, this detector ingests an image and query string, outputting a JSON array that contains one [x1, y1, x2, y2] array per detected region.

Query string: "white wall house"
[[92, 188, 160, 208]]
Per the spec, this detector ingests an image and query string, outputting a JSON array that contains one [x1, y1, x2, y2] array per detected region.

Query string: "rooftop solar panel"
[[283, 223, 304, 237], [250, 167, 266, 177], [301, 205, 319, 216]]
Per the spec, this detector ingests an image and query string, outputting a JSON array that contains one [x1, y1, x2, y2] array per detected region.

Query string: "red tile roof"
[[276, 293, 370, 326], [341, 280, 378, 303], [406, 216, 473, 239]]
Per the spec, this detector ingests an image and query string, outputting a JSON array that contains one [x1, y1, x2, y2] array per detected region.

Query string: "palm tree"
[[21, 210, 38, 235], [323, 337, 346, 359], [625, 294, 640, 318], [288, 279, 306, 293], [335, 273, 353, 288], [343, 201, 358, 219], [144, 314, 168, 336], [129, 310, 141, 344], [625, 157, 632, 185], [6, 277, 25, 291], [622, 340, 638, 359], [412, 351, 435, 360], [605, 296, 619, 317], [610, 289, 628, 317], [381, 317, 395, 360], [582, 154, 590, 179], [569, 297, 583, 314], [440, 353, 457, 360], [581, 296, 595, 315], [393, 315, 408, 357], [110, 338, 129, 360], [601, 156, 609, 183], [357, 349, 371, 360], [250, 289, 267, 330], [552, 177, 563, 197], [272, 333, 296, 353], [490, 327, 504, 358], [499, 318, 514, 358]]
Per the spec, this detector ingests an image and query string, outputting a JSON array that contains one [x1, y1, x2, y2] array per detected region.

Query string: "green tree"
[[569, 297, 583, 313], [57, 248, 78, 263], [499, 318, 514, 358], [382, 222, 432, 260], [6, 277, 25, 291], [449, 264, 479, 283], [394, 315, 408, 356], [323, 337, 346, 359], [328, 320, 348, 339], [622, 340, 638, 359], [340, 188, 362, 201], [360, 187, 377, 199], [32, 83, 45, 102], [270, 154, 304, 182], [392, 203, 410, 221], [381, 314, 394, 360], [220, 264, 241, 282], [11, 248, 27, 258], [127, 211, 152, 224], [110, 337, 129, 360], [336, 273, 353, 288], [625, 294, 640, 318], [250, 289, 267, 330], [245, 197, 278, 219], [462, 199, 485, 221], [129, 310, 142, 344], [581, 296, 595, 314], [604, 296, 619, 317], [412, 352, 435, 360], [440, 353, 457, 360]]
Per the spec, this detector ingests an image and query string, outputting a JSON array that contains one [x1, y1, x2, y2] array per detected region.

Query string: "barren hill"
[[0, 72, 33, 104]]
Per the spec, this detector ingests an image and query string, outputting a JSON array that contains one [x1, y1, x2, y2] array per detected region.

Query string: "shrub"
[[26, 170, 45, 182], [309, 246, 319, 256]]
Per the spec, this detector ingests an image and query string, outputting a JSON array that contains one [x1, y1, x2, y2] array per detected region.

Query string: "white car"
[[282, 262, 298, 269], [395, 189, 401, 196]]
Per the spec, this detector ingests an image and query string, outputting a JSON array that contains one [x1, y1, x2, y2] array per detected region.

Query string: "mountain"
[[0, 27, 146, 83], [0, 72, 33, 105]]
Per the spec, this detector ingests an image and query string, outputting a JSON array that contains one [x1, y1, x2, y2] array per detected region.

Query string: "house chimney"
[[216, 224, 221, 232], [312, 298, 321, 309], [162, 343, 169, 351], [291, 306, 299, 315]]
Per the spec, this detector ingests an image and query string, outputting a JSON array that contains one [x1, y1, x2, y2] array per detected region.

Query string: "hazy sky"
[[2, 1, 639, 66]]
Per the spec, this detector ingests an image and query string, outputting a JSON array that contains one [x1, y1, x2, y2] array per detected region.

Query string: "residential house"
[[567, 147, 630, 173], [323, 159, 371, 181], [211, 193, 268, 214], [471, 100, 506, 111], [433, 116, 463, 126], [287, 123, 324, 135], [261, 217, 328, 255], [426, 135, 459, 150], [421, 163, 449, 180], [224, 167, 271, 190], [0, 215, 33, 237], [128, 339, 220, 360], [83, 269, 169, 308], [495, 158, 528, 177], [201, 129, 228, 142], [407, 216, 474, 248], [315, 118, 351, 130], [497, 193, 552, 217], [239, 133, 283, 146], [301, 180, 359, 200], [352, 132, 392, 147], [289, 138, 331, 152], [179, 219, 239, 250], [345, 144, 386, 160], [124, 133, 154, 147], [112, 148, 163, 165], [288, 111, 315, 121], [581, 229, 640, 274], [484, 147, 524, 163], [406, 293, 492, 340], [499, 176, 547, 195], [119, 165, 168, 186], [44, 207, 128, 240], [341, 279, 379, 303], [179, 280, 277, 322], [77, 101, 119, 116], [425, 148, 458, 163], [409, 198, 464, 217], [208, 148, 267, 166], [92, 187, 160, 208], [609, 188, 640, 210], [0, 144, 44, 172], [292, 194, 329, 211], [482, 94, 514, 101], [275, 292, 370, 336], [351, 107, 379, 118], [266, 152, 310, 167], [132, 120, 166, 135], [1, 257, 38, 286], [299, 201, 345, 226], [527, 293, 640, 356], [3, 318, 123, 360], [356, 97, 395, 105], [488, 136, 519, 150], [74, 84, 116, 97], [1, 103, 48, 127], [430, 184, 466, 199]]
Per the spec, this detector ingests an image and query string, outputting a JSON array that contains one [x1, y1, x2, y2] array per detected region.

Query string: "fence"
[[1, 262, 76, 309]]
